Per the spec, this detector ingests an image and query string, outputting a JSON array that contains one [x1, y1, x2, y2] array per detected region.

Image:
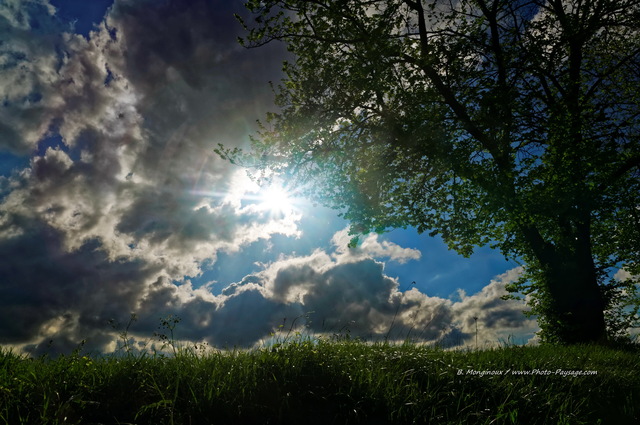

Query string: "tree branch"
[[599, 155, 640, 192]]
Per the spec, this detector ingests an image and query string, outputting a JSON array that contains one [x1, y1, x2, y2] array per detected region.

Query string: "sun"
[[219, 170, 300, 217], [257, 184, 296, 215]]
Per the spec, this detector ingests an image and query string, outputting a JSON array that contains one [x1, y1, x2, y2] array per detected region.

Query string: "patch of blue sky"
[[382, 228, 520, 298], [36, 132, 67, 156], [0, 152, 29, 183], [50, 0, 114, 38]]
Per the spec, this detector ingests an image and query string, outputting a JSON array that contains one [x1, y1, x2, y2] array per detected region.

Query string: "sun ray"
[[257, 184, 295, 215]]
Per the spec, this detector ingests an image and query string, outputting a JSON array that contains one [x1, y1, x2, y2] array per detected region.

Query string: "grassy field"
[[1, 338, 638, 425]]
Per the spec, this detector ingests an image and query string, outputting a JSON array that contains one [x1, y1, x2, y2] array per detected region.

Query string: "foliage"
[[218, 0, 640, 343], [1, 339, 638, 424], [601, 276, 640, 340]]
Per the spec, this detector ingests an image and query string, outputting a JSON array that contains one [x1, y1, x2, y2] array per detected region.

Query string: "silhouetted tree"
[[219, 0, 640, 343]]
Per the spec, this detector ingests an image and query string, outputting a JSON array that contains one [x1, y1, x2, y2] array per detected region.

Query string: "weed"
[[154, 314, 182, 356]]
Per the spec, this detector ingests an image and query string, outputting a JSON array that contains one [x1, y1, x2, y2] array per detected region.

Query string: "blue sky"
[[0, 0, 538, 355]]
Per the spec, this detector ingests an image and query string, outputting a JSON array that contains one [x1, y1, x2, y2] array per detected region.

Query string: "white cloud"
[[451, 267, 539, 347], [614, 268, 638, 283], [0, 0, 67, 153], [331, 227, 422, 264]]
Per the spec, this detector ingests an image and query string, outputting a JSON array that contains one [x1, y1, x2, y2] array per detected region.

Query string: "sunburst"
[[257, 184, 296, 215]]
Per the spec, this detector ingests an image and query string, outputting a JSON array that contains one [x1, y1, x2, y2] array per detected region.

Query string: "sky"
[[0, 0, 543, 356]]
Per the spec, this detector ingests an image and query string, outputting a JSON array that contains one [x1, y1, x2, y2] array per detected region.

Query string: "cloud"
[[0, 0, 67, 154], [121, 246, 453, 349], [0, 220, 162, 355], [331, 228, 422, 264], [614, 268, 638, 283], [128, 245, 533, 351], [2, 0, 288, 244], [0, 0, 295, 354], [1, 217, 536, 354], [451, 267, 539, 346]]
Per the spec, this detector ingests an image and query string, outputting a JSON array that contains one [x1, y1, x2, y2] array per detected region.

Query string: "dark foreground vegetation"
[[1, 339, 638, 425]]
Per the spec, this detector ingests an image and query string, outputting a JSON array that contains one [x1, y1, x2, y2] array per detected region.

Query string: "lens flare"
[[258, 184, 295, 215]]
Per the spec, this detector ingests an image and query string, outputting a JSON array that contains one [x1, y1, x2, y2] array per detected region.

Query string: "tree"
[[222, 0, 640, 344]]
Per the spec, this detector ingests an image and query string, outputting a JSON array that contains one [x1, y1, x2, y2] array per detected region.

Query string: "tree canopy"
[[221, 0, 640, 344]]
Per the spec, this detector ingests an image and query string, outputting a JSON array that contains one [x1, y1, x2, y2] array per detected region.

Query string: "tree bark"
[[539, 247, 607, 344]]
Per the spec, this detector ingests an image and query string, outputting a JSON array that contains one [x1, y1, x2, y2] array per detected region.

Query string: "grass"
[[1, 338, 638, 425]]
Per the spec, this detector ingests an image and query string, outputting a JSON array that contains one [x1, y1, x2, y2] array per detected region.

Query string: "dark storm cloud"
[[111, 0, 242, 91], [200, 288, 292, 347], [0, 219, 160, 354], [116, 189, 219, 247], [109, 0, 286, 152], [252, 256, 535, 346], [131, 275, 299, 348], [275, 260, 402, 329], [108, 255, 452, 348], [264, 257, 457, 341]]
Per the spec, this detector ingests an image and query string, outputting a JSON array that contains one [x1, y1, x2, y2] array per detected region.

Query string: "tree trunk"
[[519, 219, 608, 344], [541, 250, 607, 344]]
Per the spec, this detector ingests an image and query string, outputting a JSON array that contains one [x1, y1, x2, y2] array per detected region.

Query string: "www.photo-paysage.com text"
[[457, 369, 598, 377]]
